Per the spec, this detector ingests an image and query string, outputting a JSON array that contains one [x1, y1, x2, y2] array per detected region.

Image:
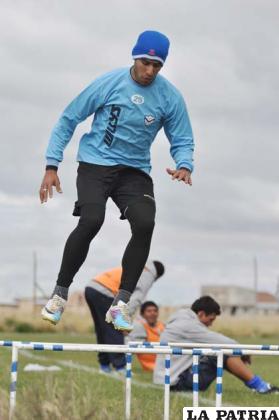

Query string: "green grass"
[[1, 333, 279, 419]]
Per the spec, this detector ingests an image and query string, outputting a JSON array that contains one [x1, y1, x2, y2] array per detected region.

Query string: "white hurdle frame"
[[125, 352, 132, 420], [192, 354, 199, 407], [3, 341, 279, 420], [9, 344, 18, 420], [164, 354, 171, 420], [128, 341, 279, 351], [7, 342, 224, 420], [215, 351, 223, 407]]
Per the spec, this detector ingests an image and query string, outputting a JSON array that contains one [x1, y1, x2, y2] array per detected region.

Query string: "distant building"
[[201, 285, 279, 315], [256, 292, 279, 314], [0, 302, 18, 309]]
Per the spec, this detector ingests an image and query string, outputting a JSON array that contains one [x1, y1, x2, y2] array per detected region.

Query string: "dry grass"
[[1, 305, 279, 337], [0, 307, 93, 334], [0, 389, 9, 420], [212, 313, 279, 337]]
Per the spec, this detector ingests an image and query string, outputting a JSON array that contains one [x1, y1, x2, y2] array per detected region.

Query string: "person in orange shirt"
[[85, 260, 164, 374], [128, 301, 164, 371]]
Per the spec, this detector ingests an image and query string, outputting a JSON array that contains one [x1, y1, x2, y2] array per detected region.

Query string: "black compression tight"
[[120, 198, 155, 292], [56, 198, 155, 292], [57, 203, 105, 287]]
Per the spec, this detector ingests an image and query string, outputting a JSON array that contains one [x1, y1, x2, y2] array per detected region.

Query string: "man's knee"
[[126, 196, 156, 233], [79, 214, 104, 230], [79, 204, 105, 233]]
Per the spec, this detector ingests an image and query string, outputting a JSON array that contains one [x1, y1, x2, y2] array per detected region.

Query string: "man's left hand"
[[166, 167, 192, 186]]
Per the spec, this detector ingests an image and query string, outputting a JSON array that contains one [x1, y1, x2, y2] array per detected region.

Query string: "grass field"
[[1, 332, 279, 419]]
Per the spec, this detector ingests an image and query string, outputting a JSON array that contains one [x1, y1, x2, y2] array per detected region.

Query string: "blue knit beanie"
[[132, 30, 170, 65]]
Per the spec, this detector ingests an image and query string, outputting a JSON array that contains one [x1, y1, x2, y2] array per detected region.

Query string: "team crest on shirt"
[[144, 115, 155, 126], [131, 94, 144, 105]]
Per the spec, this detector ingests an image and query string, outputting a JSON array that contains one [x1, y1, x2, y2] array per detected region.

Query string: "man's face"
[[197, 311, 217, 327], [142, 305, 159, 326], [132, 58, 162, 86]]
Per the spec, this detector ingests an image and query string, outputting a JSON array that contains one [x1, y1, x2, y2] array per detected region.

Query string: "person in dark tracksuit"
[[85, 260, 164, 373]]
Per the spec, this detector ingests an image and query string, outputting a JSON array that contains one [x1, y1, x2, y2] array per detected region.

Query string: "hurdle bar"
[[3, 340, 279, 351], [128, 341, 279, 351], [0, 341, 13, 347], [8, 342, 224, 420]]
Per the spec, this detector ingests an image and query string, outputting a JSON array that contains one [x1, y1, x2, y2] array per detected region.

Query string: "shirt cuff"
[[177, 162, 193, 172], [46, 158, 60, 167]]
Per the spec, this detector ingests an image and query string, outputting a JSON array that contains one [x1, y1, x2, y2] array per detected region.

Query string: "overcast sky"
[[0, 0, 278, 305]]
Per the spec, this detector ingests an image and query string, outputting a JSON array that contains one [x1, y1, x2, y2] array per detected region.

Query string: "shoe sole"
[[114, 325, 133, 332], [41, 315, 58, 325], [41, 310, 59, 325], [105, 311, 133, 332], [109, 320, 133, 332]]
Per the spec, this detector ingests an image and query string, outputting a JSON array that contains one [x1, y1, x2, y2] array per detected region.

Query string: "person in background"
[[128, 301, 164, 371], [85, 261, 164, 373], [154, 296, 279, 394]]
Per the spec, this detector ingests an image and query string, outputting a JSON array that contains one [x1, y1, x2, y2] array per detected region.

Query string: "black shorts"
[[73, 162, 155, 219]]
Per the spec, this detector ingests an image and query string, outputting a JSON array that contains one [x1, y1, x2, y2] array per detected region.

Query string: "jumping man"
[[40, 30, 194, 331]]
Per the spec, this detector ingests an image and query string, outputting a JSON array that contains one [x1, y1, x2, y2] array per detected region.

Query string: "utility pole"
[[253, 256, 258, 310], [33, 251, 37, 313], [276, 276, 279, 302]]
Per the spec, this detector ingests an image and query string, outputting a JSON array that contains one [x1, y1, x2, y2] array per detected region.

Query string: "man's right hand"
[[241, 355, 252, 365], [39, 169, 62, 203]]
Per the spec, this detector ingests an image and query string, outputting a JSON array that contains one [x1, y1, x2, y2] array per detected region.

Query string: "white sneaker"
[[105, 300, 133, 332], [41, 294, 66, 325]]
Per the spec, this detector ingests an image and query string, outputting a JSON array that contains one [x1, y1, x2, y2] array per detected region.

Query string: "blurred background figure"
[[154, 296, 279, 394], [85, 260, 165, 374], [128, 301, 165, 371]]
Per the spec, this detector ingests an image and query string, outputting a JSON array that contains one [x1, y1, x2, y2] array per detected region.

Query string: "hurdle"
[[3, 340, 279, 351], [5, 341, 279, 420], [128, 341, 279, 351], [7, 342, 225, 420]]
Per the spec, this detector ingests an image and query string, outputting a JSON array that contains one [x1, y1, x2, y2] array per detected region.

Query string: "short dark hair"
[[191, 296, 221, 316], [140, 301, 159, 316]]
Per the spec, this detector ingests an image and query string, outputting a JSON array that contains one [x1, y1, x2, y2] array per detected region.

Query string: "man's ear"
[[197, 310, 205, 319]]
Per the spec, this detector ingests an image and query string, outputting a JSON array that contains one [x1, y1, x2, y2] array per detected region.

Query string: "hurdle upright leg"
[[215, 351, 223, 407], [192, 354, 199, 407], [164, 354, 171, 420], [125, 353, 132, 420], [9, 343, 19, 420]]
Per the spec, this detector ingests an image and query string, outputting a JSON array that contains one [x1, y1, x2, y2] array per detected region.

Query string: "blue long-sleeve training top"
[[46, 67, 194, 174]]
